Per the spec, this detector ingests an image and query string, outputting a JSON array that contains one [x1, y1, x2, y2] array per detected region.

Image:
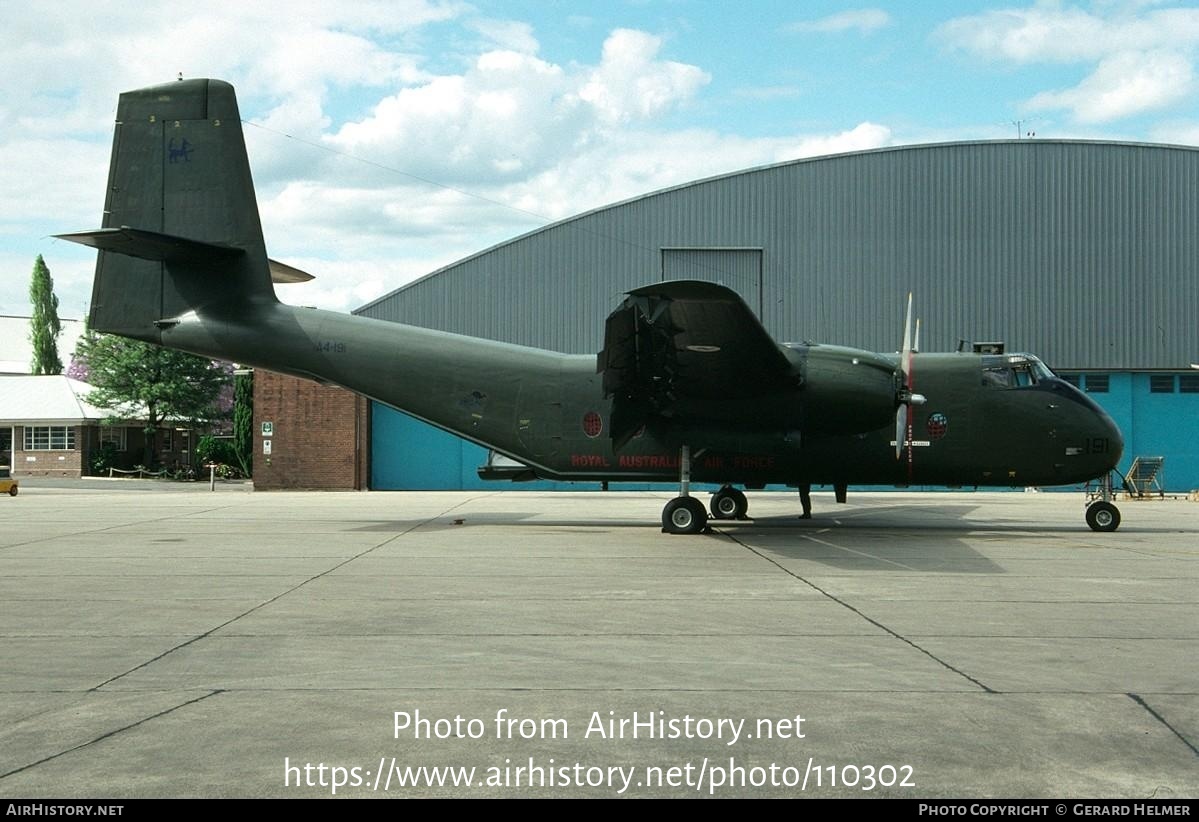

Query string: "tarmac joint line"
[[1128, 693, 1199, 758], [0, 689, 223, 783], [86, 496, 487, 691], [722, 530, 999, 694]]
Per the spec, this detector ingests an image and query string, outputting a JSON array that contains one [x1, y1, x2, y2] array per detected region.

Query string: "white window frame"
[[23, 425, 77, 451]]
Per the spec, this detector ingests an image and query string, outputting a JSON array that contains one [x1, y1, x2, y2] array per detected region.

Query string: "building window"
[[23, 426, 77, 451], [1149, 375, 1176, 394], [1058, 373, 1081, 388], [162, 429, 173, 451], [1085, 374, 1109, 393], [1180, 374, 1199, 394], [99, 427, 127, 450]]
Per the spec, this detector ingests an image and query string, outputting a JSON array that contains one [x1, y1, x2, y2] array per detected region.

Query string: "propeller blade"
[[913, 318, 921, 354], [901, 292, 913, 382], [895, 403, 908, 460]]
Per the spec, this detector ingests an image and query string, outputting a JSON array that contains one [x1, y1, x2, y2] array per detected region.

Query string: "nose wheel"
[[1084, 472, 1122, 532], [1085, 501, 1121, 532]]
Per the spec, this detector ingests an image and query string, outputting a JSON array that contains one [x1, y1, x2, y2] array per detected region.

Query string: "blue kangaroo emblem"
[[168, 138, 194, 164]]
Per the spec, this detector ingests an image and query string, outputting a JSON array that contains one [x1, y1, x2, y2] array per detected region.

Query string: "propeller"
[[895, 293, 927, 462]]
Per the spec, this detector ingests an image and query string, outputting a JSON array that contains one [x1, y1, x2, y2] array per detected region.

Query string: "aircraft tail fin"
[[59, 78, 275, 343]]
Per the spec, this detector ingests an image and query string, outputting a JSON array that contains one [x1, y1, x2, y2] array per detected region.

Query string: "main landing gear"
[[662, 445, 710, 535], [709, 485, 748, 520], [661, 446, 755, 534], [661, 448, 752, 532], [662, 496, 707, 535], [1084, 472, 1122, 532]]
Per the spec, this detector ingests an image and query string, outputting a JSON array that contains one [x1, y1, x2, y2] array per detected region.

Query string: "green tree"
[[72, 331, 231, 468], [232, 370, 253, 477], [28, 255, 63, 375]]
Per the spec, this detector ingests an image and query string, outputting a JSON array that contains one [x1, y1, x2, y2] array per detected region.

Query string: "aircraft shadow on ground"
[[354, 501, 1055, 534], [346, 502, 1084, 573], [715, 510, 1009, 573]]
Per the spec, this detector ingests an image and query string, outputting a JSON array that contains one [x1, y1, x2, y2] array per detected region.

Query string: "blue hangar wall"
[[372, 408, 591, 491], [1067, 373, 1199, 492], [360, 141, 1199, 493]]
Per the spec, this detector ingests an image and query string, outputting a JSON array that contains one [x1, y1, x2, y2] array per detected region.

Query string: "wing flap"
[[597, 280, 798, 448]]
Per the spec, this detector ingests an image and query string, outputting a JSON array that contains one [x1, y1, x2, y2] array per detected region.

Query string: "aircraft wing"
[[597, 280, 799, 448]]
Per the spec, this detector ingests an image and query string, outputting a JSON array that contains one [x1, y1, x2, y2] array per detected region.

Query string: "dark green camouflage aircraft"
[[60, 79, 1125, 534]]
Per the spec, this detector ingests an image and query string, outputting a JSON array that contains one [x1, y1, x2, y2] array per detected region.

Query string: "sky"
[[2, 0, 1198, 319]]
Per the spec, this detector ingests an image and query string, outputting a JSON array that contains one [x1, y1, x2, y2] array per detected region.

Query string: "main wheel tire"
[[1085, 501, 1120, 532], [709, 488, 738, 522], [7, 485, 16, 497], [662, 496, 708, 535], [729, 488, 748, 519]]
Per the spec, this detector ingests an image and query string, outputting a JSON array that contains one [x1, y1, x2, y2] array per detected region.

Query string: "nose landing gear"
[[1084, 472, 1122, 532]]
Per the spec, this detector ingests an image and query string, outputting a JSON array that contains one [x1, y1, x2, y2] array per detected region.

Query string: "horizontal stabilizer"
[[56, 227, 243, 264], [268, 259, 315, 284]]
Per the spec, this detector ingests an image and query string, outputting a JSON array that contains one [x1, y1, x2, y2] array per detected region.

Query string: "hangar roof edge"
[[352, 138, 1199, 316]]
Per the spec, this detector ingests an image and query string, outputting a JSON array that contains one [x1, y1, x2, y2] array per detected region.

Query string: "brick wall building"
[[1, 375, 170, 479], [252, 370, 369, 490]]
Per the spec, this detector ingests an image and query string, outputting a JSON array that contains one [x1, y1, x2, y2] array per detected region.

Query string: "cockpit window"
[[981, 354, 1055, 389]]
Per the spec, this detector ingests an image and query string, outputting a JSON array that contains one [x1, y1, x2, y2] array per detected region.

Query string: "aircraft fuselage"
[[162, 301, 1120, 490]]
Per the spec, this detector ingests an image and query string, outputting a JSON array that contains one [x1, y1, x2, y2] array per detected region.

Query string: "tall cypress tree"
[[28, 255, 63, 375], [232, 369, 253, 477]]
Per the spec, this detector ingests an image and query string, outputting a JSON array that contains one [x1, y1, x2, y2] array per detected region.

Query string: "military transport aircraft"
[[59, 79, 1125, 534]]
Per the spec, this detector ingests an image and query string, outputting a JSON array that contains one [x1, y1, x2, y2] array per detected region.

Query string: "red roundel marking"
[[926, 412, 948, 440], [582, 411, 603, 438]]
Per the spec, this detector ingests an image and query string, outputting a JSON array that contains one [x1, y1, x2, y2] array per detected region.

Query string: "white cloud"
[[501, 124, 894, 223], [1, 10, 895, 315], [275, 258, 412, 313], [935, 5, 1111, 62], [0, 1, 455, 135], [787, 9, 892, 35], [1149, 120, 1199, 145], [466, 19, 540, 53], [937, 4, 1199, 62], [773, 123, 894, 160], [1026, 50, 1195, 122], [327, 51, 580, 185], [577, 29, 711, 123], [326, 29, 710, 186], [936, 3, 1199, 123]]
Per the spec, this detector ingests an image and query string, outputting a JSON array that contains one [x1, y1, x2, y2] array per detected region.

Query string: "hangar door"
[[661, 248, 763, 318]]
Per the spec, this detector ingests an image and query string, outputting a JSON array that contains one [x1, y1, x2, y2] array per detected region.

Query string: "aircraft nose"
[[1103, 412, 1124, 469]]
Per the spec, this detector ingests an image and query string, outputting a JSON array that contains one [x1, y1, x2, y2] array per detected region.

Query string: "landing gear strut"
[[710, 485, 748, 520], [662, 445, 708, 535], [1084, 473, 1122, 532]]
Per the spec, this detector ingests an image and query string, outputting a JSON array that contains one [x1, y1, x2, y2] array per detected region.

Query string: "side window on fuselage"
[[982, 367, 1011, 388]]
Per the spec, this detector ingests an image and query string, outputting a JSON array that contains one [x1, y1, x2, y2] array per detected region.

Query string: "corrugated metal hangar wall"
[[355, 140, 1199, 491]]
